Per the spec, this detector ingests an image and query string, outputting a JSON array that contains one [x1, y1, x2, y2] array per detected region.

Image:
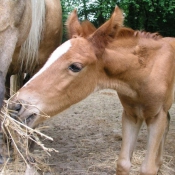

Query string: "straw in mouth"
[[0, 99, 59, 173]]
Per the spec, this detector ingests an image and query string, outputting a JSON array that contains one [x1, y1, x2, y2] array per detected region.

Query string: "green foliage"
[[61, 0, 175, 41], [118, 0, 175, 36], [61, 0, 117, 41], [61, 0, 116, 26]]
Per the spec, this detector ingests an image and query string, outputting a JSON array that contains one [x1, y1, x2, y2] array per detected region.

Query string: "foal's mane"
[[117, 27, 162, 40], [66, 10, 162, 44]]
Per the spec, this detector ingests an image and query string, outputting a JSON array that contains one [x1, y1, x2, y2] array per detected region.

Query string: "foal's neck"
[[98, 38, 163, 97]]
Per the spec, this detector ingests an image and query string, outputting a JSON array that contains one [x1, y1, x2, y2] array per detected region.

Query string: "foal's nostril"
[[8, 102, 22, 119], [15, 103, 22, 112]]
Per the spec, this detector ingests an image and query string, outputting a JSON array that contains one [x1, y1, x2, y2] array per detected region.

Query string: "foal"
[[8, 7, 175, 175]]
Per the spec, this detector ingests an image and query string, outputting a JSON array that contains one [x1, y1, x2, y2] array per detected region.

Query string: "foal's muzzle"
[[8, 99, 39, 128]]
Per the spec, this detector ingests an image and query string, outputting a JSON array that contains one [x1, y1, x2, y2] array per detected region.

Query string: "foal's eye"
[[68, 63, 83, 73]]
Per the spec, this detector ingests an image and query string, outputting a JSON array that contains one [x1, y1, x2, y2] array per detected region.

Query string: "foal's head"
[[8, 7, 124, 127]]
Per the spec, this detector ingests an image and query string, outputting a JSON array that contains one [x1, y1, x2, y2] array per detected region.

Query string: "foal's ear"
[[66, 9, 82, 38], [66, 10, 96, 39], [80, 20, 96, 38], [88, 6, 124, 56]]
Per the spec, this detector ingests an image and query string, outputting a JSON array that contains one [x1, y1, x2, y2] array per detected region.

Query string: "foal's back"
[[108, 28, 175, 116]]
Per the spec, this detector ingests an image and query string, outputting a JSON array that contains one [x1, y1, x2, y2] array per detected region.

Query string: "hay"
[[0, 98, 58, 174]]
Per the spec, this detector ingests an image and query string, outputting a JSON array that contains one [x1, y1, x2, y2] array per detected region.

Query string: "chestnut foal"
[[8, 7, 175, 175]]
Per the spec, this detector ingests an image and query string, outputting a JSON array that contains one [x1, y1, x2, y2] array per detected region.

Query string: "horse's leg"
[[0, 129, 4, 164], [141, 110, 168, 175], [0, 71, 5, 107], [5, 74, 10, 99], [117, 110, 143, 175], [10, 74, 24, 95], [155, 112, 170, 167], [0, 71, 5, 164], [23, 73, 31, 85]]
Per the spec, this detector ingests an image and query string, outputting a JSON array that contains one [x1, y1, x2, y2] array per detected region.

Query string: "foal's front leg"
[[117, 110, 143, 175], [141, 110, 168, 175]]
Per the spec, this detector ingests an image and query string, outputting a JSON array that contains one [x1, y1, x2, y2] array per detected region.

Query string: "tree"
[[61, 0, 175, 41], [117, 0, 175, 36]]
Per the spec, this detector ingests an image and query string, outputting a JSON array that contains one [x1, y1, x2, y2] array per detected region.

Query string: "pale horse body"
[[0, 0, 62, 106], [9, 7, 175, 175], [0, 0, 62, 171]]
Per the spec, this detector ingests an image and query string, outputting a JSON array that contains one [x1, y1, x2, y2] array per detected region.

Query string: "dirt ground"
[[1, 89, 175, 174]]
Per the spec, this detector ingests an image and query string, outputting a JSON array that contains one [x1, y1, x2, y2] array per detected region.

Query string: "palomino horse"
[[0, 0, 62, 170], [0, 0, 62, 100], [8, 7, 175, 175]]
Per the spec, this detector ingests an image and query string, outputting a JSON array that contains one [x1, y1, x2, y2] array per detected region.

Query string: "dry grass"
[[130, 150, 175, 175], [0, 90, 175, 174], [0, 98, 58, 174]]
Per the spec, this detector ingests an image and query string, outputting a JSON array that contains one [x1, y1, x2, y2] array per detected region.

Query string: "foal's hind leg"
[[117, 110, 143, 175], [156, 112, 170, 167]]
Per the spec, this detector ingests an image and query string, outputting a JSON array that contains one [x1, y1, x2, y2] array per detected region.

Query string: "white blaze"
[[24, 40, 72, 86]]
